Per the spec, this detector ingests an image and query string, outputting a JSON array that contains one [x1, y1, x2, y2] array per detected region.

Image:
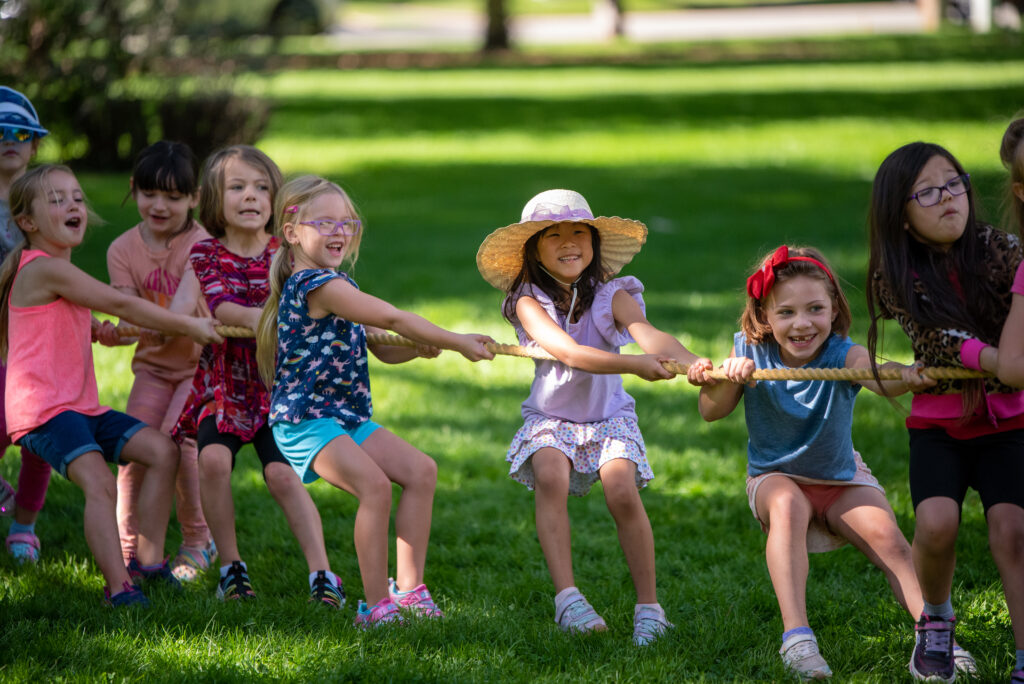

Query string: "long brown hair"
[[0, 164, 74, 359]]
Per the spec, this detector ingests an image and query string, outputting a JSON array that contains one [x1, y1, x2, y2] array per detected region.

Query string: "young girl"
[[0, 164, 221, 605], [256, 175, 493, 626], [867, 141, 1024, 683], [476, 188, 696, 645], [0, 86, 52, 563], [95, 141, 216, 581], [171, 146, 343, 607], [690, 245, 948, 680], [991, 120, 1024, 684]]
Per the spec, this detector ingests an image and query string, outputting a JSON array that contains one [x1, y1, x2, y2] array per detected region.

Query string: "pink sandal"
[[0, 476, 14, 516], [6, 531, 40, 564]]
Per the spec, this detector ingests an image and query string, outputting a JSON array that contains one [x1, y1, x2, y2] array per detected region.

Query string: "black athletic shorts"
[[196, 416, 287, 471]]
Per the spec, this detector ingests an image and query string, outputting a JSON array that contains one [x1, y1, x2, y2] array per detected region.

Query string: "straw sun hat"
[[476, 189, 647, 290]]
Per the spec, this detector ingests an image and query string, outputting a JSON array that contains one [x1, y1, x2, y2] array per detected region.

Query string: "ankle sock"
[[923, 597, 954, 620], [635, 602, 664, 618], [554, 586, 582, 615], [308, 570, 339, 589], [1016, 649, 1024, 670], [782, 626, 815, 644], [9, 521, 35, 536], [220, 560, 246, 579]]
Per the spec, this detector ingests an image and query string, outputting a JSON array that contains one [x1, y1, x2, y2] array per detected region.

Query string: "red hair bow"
[[746, 245, 835, 300]]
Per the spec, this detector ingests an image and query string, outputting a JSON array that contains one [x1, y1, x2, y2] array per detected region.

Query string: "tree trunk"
[[593, 0, 625, 38], [484, 0, 510, 51]]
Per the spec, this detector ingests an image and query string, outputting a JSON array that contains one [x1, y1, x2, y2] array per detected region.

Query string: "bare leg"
[[531, 448, 574, 593], [198, 444, 241, 564], [986, 503, 1024, 649], [66, 451, 132, 590], [311, 436, 392, 605], [357, 428, 437, 592], [911, 497, 960, 607], [755, 476, 814, 631], [119, 427, 179, 567], [826, 486, 923, 618], [263, 461, 329, 572], [599, 459, 656, 603]]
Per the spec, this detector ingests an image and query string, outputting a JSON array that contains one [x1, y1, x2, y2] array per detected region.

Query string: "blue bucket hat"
[[0, 86, 48, 138]]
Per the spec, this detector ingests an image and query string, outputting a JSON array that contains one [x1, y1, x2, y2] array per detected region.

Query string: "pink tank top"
[[5, 250, 106, 442]]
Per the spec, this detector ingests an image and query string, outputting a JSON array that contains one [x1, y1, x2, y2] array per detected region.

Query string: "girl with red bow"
[[688, 245, 963, 680]]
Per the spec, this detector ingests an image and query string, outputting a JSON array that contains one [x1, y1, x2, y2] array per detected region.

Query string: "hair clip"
[[284, 205, 299, 214]]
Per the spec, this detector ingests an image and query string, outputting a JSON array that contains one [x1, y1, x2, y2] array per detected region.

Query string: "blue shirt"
[[269, 269, 372, 428], [735, 331, 860, 480]]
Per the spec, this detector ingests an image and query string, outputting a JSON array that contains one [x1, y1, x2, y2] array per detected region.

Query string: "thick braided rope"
[[111, 325, 990, 382]]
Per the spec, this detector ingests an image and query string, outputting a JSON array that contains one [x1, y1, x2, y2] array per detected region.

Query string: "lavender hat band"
[[524, 202, 594, 223]]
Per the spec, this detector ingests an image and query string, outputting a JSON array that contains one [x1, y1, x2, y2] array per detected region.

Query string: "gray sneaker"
[[780, 633, 833, 680], [555, 594, 607, 633], [633, 605, 674, 646]]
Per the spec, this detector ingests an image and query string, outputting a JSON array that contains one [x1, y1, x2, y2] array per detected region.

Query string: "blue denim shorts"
[[272, 418, 380, 484], [19, 409, 146, 478]]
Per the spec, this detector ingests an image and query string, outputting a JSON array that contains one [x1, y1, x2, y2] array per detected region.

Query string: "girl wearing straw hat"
[[477, 188, 705, 645]]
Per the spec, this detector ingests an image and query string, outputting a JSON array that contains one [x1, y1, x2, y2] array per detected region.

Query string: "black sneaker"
[[909, 614, 956, 682], [308, 570, 345, 609], [127, 555, 182, 591], [217, 560, 256, 601]]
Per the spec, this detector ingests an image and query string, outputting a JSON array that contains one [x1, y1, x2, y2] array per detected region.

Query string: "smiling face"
[[284, 190, 360, 270], [904, 154, 969, 252], [133, 184, 197, 239], [18, 169, 87, 256], [763, 274, 836, 367], [535, 222, 594, 287], [222, 157, 272, 236]]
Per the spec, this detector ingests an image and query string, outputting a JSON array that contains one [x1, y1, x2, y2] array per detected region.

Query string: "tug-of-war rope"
[[112, 324, 991, 382]]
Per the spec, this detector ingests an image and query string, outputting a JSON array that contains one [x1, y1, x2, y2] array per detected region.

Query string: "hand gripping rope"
[[109, 324, 990, 383]]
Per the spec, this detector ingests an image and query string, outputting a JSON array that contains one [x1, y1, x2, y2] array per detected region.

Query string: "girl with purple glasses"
[[477, 188, 703, 646]]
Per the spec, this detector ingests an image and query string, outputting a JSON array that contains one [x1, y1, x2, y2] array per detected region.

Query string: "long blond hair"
[[0, 164, 75, 359], [255, 175, 362, 386]]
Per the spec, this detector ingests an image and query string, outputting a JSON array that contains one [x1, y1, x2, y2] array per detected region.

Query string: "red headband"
[[746, 245, 836, 300]]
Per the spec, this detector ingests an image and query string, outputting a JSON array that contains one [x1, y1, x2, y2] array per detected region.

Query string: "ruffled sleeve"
[[293, 269, 342, 301], [508, 283, 563, 345], [592, 276, 645, 347]]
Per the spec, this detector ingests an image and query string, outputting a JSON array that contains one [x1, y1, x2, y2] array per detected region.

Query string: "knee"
[[198, 450, 232, 482], [80, 467, 117, 504], [263, 462, 302, 496], [767, 488, 812, 524], [604, 480, 640, 517], [359, 472, 394, 513], [408, 455, 437, 491], [913, 516, 959, 552], [988, 507, 1024, 558]]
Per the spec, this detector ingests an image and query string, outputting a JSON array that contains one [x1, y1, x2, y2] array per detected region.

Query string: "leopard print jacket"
[[872, 224, 1022, 396]]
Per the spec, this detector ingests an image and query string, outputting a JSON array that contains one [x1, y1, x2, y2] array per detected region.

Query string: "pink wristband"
[[960, 339, 990, 371]]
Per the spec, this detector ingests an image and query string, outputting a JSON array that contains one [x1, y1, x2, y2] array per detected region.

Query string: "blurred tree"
[[0, 0, 270, 169], [484, 0, 510, 50]]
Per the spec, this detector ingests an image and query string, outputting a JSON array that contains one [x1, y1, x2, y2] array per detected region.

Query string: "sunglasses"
[[0, 127, 35, 143]]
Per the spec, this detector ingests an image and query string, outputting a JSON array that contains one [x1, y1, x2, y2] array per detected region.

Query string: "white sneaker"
[[555, 594, 607, 633], [780, 633, 832, 680]]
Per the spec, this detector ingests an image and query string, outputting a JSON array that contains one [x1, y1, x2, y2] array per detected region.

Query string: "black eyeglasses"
[[300, 219, 362, 237], [907, 174, 970, 208]]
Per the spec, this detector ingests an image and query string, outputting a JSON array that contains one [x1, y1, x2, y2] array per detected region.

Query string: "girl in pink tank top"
[[0, 164, 221, 606]]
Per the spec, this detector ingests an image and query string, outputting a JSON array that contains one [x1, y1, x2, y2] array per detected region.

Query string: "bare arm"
[[19, 257, 221, 345], [365, 324, 441, 364], [614, 289, 700, 366], [696, 350, 750, 421], [842, 344, 936, 396], [997, 293, 1024, 387], [308, 278, 492, 361], [166, 268, 203, 316]]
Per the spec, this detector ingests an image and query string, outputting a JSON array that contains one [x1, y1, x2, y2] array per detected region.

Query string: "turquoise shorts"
[[271, 418, 381, 484]]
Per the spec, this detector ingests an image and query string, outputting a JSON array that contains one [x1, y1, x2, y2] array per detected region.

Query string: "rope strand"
[[108, 324, 991, 382]]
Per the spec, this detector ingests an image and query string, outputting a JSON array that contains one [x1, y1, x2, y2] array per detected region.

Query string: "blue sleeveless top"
[[269, 269, 372, 429], [735, 331, 860, 480]]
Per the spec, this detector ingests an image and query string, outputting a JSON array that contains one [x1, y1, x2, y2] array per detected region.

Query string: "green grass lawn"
[[4, 35, 1024, 681]]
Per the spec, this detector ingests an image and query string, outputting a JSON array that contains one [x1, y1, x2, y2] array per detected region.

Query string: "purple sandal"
[[0, 476, 14, 516]]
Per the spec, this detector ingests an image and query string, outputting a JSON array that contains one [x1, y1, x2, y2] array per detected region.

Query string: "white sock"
[[308, 570, 339, 589], [219, 560, 246, 579]]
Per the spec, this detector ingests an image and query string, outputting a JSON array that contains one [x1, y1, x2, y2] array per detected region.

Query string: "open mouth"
[[558, 255, 580, 263], [789, 333, 815, 347]]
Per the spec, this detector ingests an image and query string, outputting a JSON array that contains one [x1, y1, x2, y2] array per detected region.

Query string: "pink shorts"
[[746, 451, 883, 553]]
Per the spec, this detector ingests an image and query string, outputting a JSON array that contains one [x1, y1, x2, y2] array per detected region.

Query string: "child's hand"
[[455, 334, 495, 362], [722, 356, 756, 386], [632, 354, 675, 381], [188, 317, 224, 346], [899, 360, 938, 391], [93, 319, 128, 347], [686, 358, 717, 386]]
